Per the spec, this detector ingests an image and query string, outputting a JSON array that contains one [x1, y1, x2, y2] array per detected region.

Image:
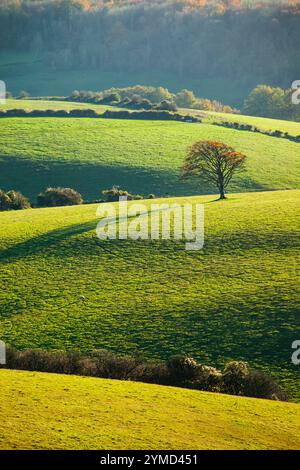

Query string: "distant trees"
[[182, 141, 247, 199], [243, 85, 286, 118], [1, 1, 300, 106], [174, 89, 197, 108], [37, 187, 83, 207], [243, 84, 300, 120], [67, 86, 238, 113], [0, 189, 30, 211], [18, 90, 30, 99]]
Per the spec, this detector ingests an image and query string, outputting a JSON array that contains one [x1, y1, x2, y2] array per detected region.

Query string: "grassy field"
[[0, 113, 299, 201], [0, 190, 299, 399], [188, 109, 300, 136], [4, 99, 300, 136], [0, 369, 299, 450], [0, 98, 120, 113]]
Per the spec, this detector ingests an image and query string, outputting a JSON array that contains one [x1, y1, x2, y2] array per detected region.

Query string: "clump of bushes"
[[37, 187, 83, 207], [67, 87, 238, 114], [2, 347, 288, 401], [154, 100, 178, 112], [0, 185, 156, 211], [0, 189, 30, 211], [102, 186, 143, 202]]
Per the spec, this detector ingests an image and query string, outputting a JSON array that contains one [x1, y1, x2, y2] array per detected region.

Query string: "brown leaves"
[[182, 140, 247, 195]]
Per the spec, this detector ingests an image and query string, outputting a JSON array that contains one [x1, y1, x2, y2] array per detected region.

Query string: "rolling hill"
[[0, 369, 299, 450], [0, 190, 299, 399], [0, 103, 300, 201], [192, 110, 300, 137], [4, 98, 300, 136], [0, 98, 121, 113]]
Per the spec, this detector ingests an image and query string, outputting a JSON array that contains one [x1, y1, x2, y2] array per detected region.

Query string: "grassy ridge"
[[0, 369, 299, 450], [0, 190, 299, 399], [195, 109, 300, 136], [0, 99, 120, 113], [0, 115, 299, 201], [4, 99, 300, 135]]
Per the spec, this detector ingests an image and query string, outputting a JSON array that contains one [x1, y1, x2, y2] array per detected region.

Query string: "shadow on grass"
[[0, 220, 98, 264], [1, 214, 298, 266], [0, 156, 268, 202]]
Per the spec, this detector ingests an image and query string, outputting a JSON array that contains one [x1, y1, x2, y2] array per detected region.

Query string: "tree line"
[[1, 1, 300, 107], [67, 86, 239, 113]]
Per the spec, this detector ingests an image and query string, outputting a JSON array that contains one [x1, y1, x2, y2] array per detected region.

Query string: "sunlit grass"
[[0, 190, 299, 399], [0, 114, 299, 201], [0, 369, 299, 450]]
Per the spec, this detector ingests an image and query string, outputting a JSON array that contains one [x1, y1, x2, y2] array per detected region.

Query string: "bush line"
[[1, 346, 288, 401], [0, 108, 199, 123], [213, 120, 300, 143]]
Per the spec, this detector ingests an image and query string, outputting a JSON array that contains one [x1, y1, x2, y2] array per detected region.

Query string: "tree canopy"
[[182, 141, 247, 199], [1, 1, 300, 107]]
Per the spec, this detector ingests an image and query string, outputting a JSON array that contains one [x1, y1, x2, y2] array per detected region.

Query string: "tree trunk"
[[219, 184, 226, 200]]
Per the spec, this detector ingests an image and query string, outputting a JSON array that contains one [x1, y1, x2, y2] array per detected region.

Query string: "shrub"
[[123, 97, 153, 110], [6, 108, 28, 117], [92, 350, 141, 380], [69, 109, 98, 118], [155, 100, 178, 112], [133, 361, 169, 385], [0, 190, 11, 211], [221, 361, 249, 396], [102, 110, 131, 119], [4, 347, 83, 375], [167, 355, 199, 384], [99, 92, 121, 104], [244, 370, 288, 401], [191, 364, 222, 392], [37, 187, 83, 207], [102, 186, 143, 202], [18, 90, 30, 99], [174, 89, 197, 108], [0, 189, 30, 211]]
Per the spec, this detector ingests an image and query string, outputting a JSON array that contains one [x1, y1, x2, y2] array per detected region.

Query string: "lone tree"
[[182, 140, 247, 199]]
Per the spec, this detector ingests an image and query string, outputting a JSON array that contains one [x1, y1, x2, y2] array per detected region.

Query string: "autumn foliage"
[[182, 141, 247, 199]]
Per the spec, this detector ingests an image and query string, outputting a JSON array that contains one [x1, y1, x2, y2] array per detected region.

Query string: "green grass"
[[0, 98, 121, 113], [0, 113, 300, 201], [0, 369, 299, 450], [4, 99, 300, 136], [187, 109, 300, 136], [0, 190, 299, 399]]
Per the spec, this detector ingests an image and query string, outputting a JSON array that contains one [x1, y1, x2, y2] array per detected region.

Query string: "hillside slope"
[[193, 110, 300, 136], [0, 369, 299, 450], [0, 114, 300, 200], [0, 190, 299, 398]]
